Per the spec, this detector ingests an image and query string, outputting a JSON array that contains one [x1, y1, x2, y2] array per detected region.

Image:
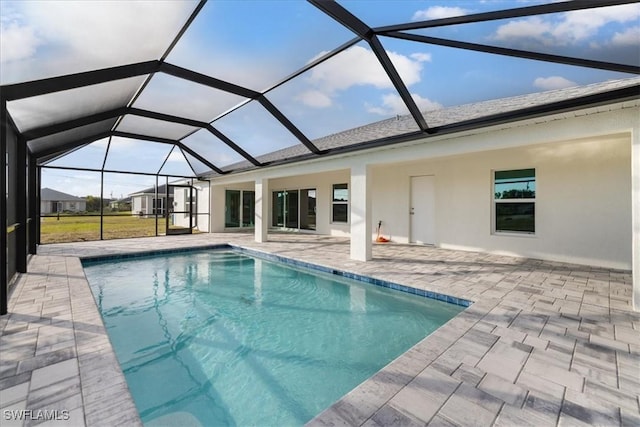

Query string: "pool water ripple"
[[84, 250, 463, 426]]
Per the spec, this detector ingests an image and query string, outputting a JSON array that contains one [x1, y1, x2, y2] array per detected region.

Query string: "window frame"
[[492, 168, 536, 236], [331, 183, 349, 224], [152, 197, 164, 216], [225, 189, 254, 228]]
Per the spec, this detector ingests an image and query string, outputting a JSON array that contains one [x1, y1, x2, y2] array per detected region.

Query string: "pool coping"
[[82, 244, 473, 308]]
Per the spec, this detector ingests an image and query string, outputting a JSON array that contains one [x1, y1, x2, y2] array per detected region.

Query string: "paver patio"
[[1, 233, 638, 426]]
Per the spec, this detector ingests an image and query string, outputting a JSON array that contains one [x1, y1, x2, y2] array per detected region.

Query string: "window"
[[332, 183, 348, 223], [152, 198, 164, 215], [494, 169, 535, 234]]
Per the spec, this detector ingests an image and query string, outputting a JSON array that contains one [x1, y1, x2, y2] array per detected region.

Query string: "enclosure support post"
[[36, 166, 41, 245], [16, 136, 27, 273], [100, 170, 104, 240], [155, 175, 159, 236], [189, 184, 193, 230], [255, 178, 268, 243], [28, 153, 37, 254], [632, 126, 640, 311], [350, 163, 372, 262], [1, 97, 8, 315], [165, 176, 169, 235]]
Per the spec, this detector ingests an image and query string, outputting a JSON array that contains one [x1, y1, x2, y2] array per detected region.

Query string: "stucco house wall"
[[40, 188, 87, 214], [172, 182, 211, 232], [371, 133, 631, 269], [211, 170, 351, 235], [208, 105, 637, 273]]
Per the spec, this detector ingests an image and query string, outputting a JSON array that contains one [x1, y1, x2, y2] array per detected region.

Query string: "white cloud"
[[299, 45, 434, 112], [0, 1, 197, 83], [297, 90, 333, 108], [307, 45, 426, 93], [309, 46, 421, 92], [533, 76, 577, 91], [410, 52, 432, 62], [493, 17, 553, 45], [492, 4, 640, 46], [367, 93, 442, 116], [412, 6, 470, 21], [0, 22, 40, 62], [611, 26, 640, 46], [552, 5, 639, 43]]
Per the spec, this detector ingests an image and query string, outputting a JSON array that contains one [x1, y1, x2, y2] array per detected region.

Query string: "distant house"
[[109, 197, 131, 212], [40, 188, 86, 214], [129, 184, 172, 217]]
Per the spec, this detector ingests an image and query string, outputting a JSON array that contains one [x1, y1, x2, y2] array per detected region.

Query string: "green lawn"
[[40, 213, 162, 243]]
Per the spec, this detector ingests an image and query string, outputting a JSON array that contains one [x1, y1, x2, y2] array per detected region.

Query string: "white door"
[[410, 175, 435, 244]]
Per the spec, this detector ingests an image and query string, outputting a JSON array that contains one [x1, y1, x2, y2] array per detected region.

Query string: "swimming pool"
[[83, 249, 465, 426]]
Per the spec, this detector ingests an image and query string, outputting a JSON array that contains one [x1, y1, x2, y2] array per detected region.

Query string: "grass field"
[[40, 213, 165, 244]]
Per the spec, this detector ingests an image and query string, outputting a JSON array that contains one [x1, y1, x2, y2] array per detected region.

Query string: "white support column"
[[632, 128, 640, 311], [350, 163, 372, 261], [255, 178, 269, 243]]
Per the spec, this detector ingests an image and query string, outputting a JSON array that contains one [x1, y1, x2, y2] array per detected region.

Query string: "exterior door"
[[410, 175, 435, 245], [166, 185, 193, 235]]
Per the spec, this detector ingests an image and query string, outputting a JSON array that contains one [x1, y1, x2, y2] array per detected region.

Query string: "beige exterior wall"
[[173, 182, 210, 232], [40, 200, 86, 214], [372, 134, 631, 269], [211, 170, 351, 235], [208, 106, 637, 273], [269, 170, 350, 236]]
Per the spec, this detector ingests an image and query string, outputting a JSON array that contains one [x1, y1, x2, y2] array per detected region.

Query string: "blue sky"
[[1, 0, 638, 198]]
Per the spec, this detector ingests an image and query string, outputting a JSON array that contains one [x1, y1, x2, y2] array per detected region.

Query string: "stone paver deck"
[[1, 233, 638, 426]]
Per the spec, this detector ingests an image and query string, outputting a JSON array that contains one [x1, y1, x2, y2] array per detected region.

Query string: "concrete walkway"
[[1, 233, 638, 426]]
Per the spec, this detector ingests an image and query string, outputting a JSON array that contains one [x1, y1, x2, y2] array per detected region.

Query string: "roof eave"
[[202, 84, 639, 179]]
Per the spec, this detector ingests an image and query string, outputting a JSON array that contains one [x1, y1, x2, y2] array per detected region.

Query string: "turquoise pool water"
[[83, 250, 464, 426]]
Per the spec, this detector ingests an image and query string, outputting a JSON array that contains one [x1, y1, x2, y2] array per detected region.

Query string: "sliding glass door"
[[242, 191, 255, 227], [285, 191, 298, 228], [272, 191, 286, 227], [226, 189, 254, 228], [225, 190, 241, 228], [271, 188, 316, 230], [300, 189, 316, 230]]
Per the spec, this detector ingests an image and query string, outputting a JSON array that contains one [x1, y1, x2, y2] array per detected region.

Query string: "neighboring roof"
[[40, 188, 85, 201], [129, 184, 170, 197], [222, 76, 640, 171]]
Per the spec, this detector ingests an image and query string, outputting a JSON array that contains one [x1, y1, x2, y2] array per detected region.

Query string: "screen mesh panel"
[[103, 137, 173, 174], [266, 40, 422, 141], [2, 0, 635, 178], [0, 1, 198, 84], [7, 77, 146, 133], [181, 129, 246, 169], [45, 138, 109, 170], [165, 0, 354, 91], [213, 100, 304, 157], [131, 73, 248, 123], [116, 115, 198, 141], [27, 119, 118, 156]]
